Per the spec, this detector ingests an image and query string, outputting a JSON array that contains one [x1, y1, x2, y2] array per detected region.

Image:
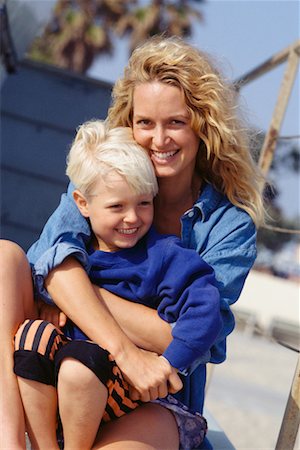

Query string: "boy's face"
[[74, 172, 154, 252]]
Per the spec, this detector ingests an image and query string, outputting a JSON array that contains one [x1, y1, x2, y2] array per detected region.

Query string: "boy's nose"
[[124, 208, 139, 223]]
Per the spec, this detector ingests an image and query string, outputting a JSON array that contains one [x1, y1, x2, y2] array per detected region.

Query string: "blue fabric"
[[70, 226, 222, 372], [27, 181, 257, 414]]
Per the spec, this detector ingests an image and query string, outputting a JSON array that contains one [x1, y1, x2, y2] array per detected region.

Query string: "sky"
[[88, 1, 299, 137]]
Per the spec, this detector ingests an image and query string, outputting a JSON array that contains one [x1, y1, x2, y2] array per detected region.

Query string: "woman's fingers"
[[167, 370, 183, 394]]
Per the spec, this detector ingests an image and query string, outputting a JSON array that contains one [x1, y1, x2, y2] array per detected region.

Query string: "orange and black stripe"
[[103, 363, 141, 422], [14, 319, 142, 422], [14, 319, 68, 359]]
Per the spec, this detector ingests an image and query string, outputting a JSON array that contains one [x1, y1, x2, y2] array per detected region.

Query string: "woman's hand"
[[128, 355, 182, 401], [37, 300, 67, 328], [115, 348, 183, 402]]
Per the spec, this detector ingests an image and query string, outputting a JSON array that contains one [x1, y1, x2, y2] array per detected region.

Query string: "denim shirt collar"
[[185, 182, 223, 222]]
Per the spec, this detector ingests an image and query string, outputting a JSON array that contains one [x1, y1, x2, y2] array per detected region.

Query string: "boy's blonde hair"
[[108, 35, 265, 226], [66, 120, 158, 197]]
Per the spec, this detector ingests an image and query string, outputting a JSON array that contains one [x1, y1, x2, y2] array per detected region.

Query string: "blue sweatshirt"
[[76, 226, 222, 372]]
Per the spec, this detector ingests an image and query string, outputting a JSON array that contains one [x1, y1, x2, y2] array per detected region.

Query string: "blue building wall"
[[1, 59, 112, 251]]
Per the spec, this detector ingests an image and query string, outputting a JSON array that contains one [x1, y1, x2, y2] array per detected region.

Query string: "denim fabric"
[[27, 181, 257, 413], [27, 183, 91, 304], [181, 182, 257, 364]]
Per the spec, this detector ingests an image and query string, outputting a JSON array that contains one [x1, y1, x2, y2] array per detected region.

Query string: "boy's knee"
[[56, 341, 112, 388], [58, 357, 97, 388]]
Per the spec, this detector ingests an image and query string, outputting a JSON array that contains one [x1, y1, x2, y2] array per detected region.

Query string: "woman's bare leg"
[[58, 358, 108, 450], [93, 403, 179, 450], [0, 240, 37, 449]]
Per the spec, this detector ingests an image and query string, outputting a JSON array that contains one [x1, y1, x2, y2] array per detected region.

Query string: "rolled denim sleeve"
[[27, 183, 92, 304]]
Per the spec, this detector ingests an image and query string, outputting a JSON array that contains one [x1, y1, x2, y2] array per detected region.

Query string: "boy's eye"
[[109, 204, 122, 209], [139, 201, 152, 206]]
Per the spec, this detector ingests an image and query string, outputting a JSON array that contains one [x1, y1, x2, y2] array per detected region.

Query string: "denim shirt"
[[27, 181, 257, 412]]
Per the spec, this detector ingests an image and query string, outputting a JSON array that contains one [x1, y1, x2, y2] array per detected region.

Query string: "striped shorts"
[[14, 319, 208, 449], [14, 319, 141, 422]]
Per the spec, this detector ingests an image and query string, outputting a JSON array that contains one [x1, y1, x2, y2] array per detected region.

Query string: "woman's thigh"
[[93, 403, 179, 450]]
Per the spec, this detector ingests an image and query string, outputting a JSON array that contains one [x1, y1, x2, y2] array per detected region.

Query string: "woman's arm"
[[45, 257, 182, 400], [96, 287, 173, 355]]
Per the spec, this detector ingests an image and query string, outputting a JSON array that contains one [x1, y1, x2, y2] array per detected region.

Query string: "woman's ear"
[[73, 190, 90, 218]]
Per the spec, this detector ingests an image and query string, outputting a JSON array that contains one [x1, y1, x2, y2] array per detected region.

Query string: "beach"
[[205, 329, 299, 450]]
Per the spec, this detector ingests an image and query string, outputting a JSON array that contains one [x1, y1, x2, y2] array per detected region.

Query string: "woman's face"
[[132, 82, 200, 180]]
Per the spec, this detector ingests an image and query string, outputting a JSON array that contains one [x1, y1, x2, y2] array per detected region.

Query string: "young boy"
[[14, 120, 221, 449]]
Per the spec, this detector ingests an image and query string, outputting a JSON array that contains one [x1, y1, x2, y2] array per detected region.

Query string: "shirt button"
[[188, 211, 194, 218]]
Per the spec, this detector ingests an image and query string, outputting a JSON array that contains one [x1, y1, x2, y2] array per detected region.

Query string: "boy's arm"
[[157, 241, 223, 372], [45, 256, 182, 400]]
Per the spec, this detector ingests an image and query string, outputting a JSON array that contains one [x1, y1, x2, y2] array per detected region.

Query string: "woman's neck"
[[154, 173, 202, 236]]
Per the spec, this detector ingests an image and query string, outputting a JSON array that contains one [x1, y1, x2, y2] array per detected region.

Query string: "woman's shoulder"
[[184, 183, 256, 256], [195, 183, 255, 229]]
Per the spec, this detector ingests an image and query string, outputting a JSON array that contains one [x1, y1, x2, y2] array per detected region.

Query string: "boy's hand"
[[115, 347, 183, 402], [37, 300, 67, 328]]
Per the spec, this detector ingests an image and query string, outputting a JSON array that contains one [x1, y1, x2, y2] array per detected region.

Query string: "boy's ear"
[[73, 190, 90, 218]]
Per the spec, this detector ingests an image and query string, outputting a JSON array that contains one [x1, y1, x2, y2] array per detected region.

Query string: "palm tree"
[[116, 0, 204, 53], [28, 0, 204, 74]]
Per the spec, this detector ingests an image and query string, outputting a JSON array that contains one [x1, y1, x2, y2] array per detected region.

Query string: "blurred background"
[[1, 1, 299, 449]]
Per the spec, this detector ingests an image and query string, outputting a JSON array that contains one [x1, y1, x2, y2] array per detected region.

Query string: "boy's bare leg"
[[17, 378, 59, 449], [58, 358, 108, 450], [0, 240, 37, 450]]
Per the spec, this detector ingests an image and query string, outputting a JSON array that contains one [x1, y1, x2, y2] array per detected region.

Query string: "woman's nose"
[[152, 126, 170, 148]]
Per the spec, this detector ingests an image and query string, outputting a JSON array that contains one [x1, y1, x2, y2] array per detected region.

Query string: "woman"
[[0, 36, 264, 449]]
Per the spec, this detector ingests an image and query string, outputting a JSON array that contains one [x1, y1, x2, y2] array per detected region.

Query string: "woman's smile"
[[150, 149, 180, 163]]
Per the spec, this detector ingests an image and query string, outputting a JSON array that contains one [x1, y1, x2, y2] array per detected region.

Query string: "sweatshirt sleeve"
[[157, 239, 223, 372]]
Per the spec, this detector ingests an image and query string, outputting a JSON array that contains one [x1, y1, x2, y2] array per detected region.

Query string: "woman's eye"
[[170, 119, 185, 125], [136, 119, 151, 126]]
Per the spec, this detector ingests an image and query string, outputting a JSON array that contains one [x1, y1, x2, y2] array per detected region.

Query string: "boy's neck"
[[91, 235, 118, 253]]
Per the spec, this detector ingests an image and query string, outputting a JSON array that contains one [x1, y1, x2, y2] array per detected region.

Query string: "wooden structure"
[[235, 39, 300, 450], [235, 39, 300, 178]]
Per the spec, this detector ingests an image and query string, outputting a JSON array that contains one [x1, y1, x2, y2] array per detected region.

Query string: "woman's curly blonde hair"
[[108, 35, 265, 226]]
